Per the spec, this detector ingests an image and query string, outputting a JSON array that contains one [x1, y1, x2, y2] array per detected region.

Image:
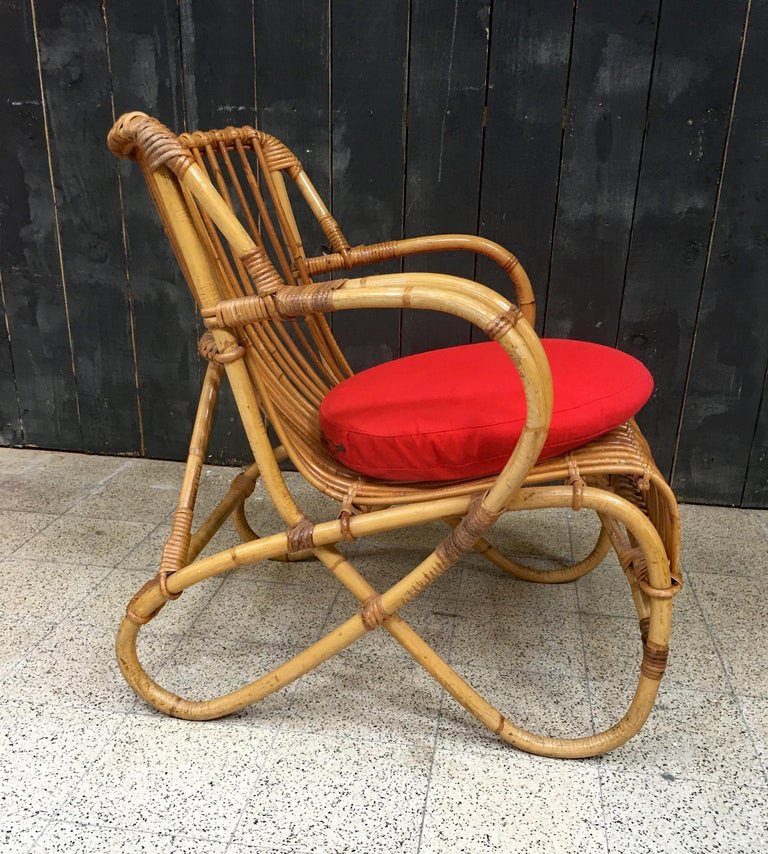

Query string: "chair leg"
[[187, 460, 261, 560]]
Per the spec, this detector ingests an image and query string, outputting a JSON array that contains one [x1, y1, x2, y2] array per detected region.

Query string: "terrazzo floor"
[[0, 446, 767, 853]]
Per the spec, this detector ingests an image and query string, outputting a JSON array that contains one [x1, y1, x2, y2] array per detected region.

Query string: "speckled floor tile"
[[348, 520, 447, 555], [738, 695, 768, 779], [73, 567, 222, 635], [247, 472, 340, 528], [63, 716, 274, 840], [3, 447, 768, 853], [153, 634, 298, 723], [167, 838, 230, 854], [0, 559, 112, 622], [459, 561, 579, 613], [0, 617, 56, 680], [233, 731, 431, 853], [29, 822, 229, 853], [576, 557, 699, 619], [0, 813, 49, 853], [690, 570, 768, 628], [190, 577, 337, 646], [228, 845, 310, 854], [0, 455, 128, 514], [689, 572, 768, 695], [283, 645, 442, 743], [193, 464, 262, 522], [66, 459, 183, 522], [450, 608, 586, 677], [569, 509, 608, 560], [1, 622, 181, 713], [437, 667, 594, 752], [0, 700, 122, 820], [115, 515, 174, 570], [340, 540, 464, 604], [13, 516, 156, 567], [600, 769, 768, 853], [36, 452, 132, 482], [224, 554, 337, 587], [115, 509, 245, 572], [582, 612, 726, 692], [487, 506, 574, 562], [0, 474, 88, 515], [679, 503, 768, 576], [0, 446, 65, 473], [592, 681, 765, 788], [0, 510, 58, 558], [419, 747, 607, 853]]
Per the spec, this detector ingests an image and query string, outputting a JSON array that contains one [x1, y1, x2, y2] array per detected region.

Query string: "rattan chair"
[[107, 112, 682, 758]]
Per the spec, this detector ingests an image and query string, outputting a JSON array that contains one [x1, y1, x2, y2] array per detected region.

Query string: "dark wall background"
[[1, 0, 767, 507]]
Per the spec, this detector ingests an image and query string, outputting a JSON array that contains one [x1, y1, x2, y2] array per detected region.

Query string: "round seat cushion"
[[319, 339, 653, 483]]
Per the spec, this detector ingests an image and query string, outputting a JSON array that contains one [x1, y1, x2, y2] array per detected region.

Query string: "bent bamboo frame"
[[108, 112, 682, 758]]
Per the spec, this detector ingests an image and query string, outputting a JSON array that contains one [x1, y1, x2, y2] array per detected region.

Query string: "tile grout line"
[[573, 553, 612, 853], [683, 571, 768, 788], [28, 814, 236, 848], [222, 700, 300, 848], [414, 561, 466, 854], [57, 457, 137, 515], [0, 509, 65, 561], [223, 554, 348, 848], [19, 813, 54, 854], [0, 458, 136, 557]]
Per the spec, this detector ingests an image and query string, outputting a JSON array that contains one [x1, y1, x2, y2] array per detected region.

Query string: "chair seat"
[[319, 339, 653, 482]]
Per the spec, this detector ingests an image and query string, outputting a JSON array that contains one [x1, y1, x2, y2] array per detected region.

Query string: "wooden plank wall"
[[0, 0, 765, 508]]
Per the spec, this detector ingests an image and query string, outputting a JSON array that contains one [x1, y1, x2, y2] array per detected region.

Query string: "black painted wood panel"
[[180, 0, 256, 131], [1, 1, 766, 505], [35, 0, 141, 454], [477, 0, 575, 334], [545, 0, 659, 344], [0, 275, 21, 446], [329, 0, 408, 370], [104, 0, 202, 463], [180, 0, 255, 464], [254, 0, 330, 255], [744, 369, 768, 508], [673, 0, 768, 505], [616, 0, 747, 478], [401, 0, 489, 355], [0, 0, 80, 450]]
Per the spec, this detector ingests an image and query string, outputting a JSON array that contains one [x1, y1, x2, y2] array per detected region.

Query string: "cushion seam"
[[320, 378, 651, 441]]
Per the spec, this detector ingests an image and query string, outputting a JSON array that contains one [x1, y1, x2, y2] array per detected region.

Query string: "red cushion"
[[319, 339, 653, 482]]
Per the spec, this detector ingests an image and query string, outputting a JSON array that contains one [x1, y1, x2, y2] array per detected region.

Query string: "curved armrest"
[[304, 234, 536, 325]]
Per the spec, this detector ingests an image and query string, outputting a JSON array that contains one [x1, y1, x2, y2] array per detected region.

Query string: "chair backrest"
[[108, 112, 355, 477]]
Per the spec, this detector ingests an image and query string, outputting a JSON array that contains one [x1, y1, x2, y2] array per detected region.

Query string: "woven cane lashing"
[[319, 339, 653, 482]]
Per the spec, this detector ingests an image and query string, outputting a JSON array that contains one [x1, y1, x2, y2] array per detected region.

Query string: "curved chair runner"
[[108, 112, 682, 758]]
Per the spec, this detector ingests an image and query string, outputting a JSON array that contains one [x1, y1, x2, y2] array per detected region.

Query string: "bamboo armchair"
[[107, 112, 682, 758]]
